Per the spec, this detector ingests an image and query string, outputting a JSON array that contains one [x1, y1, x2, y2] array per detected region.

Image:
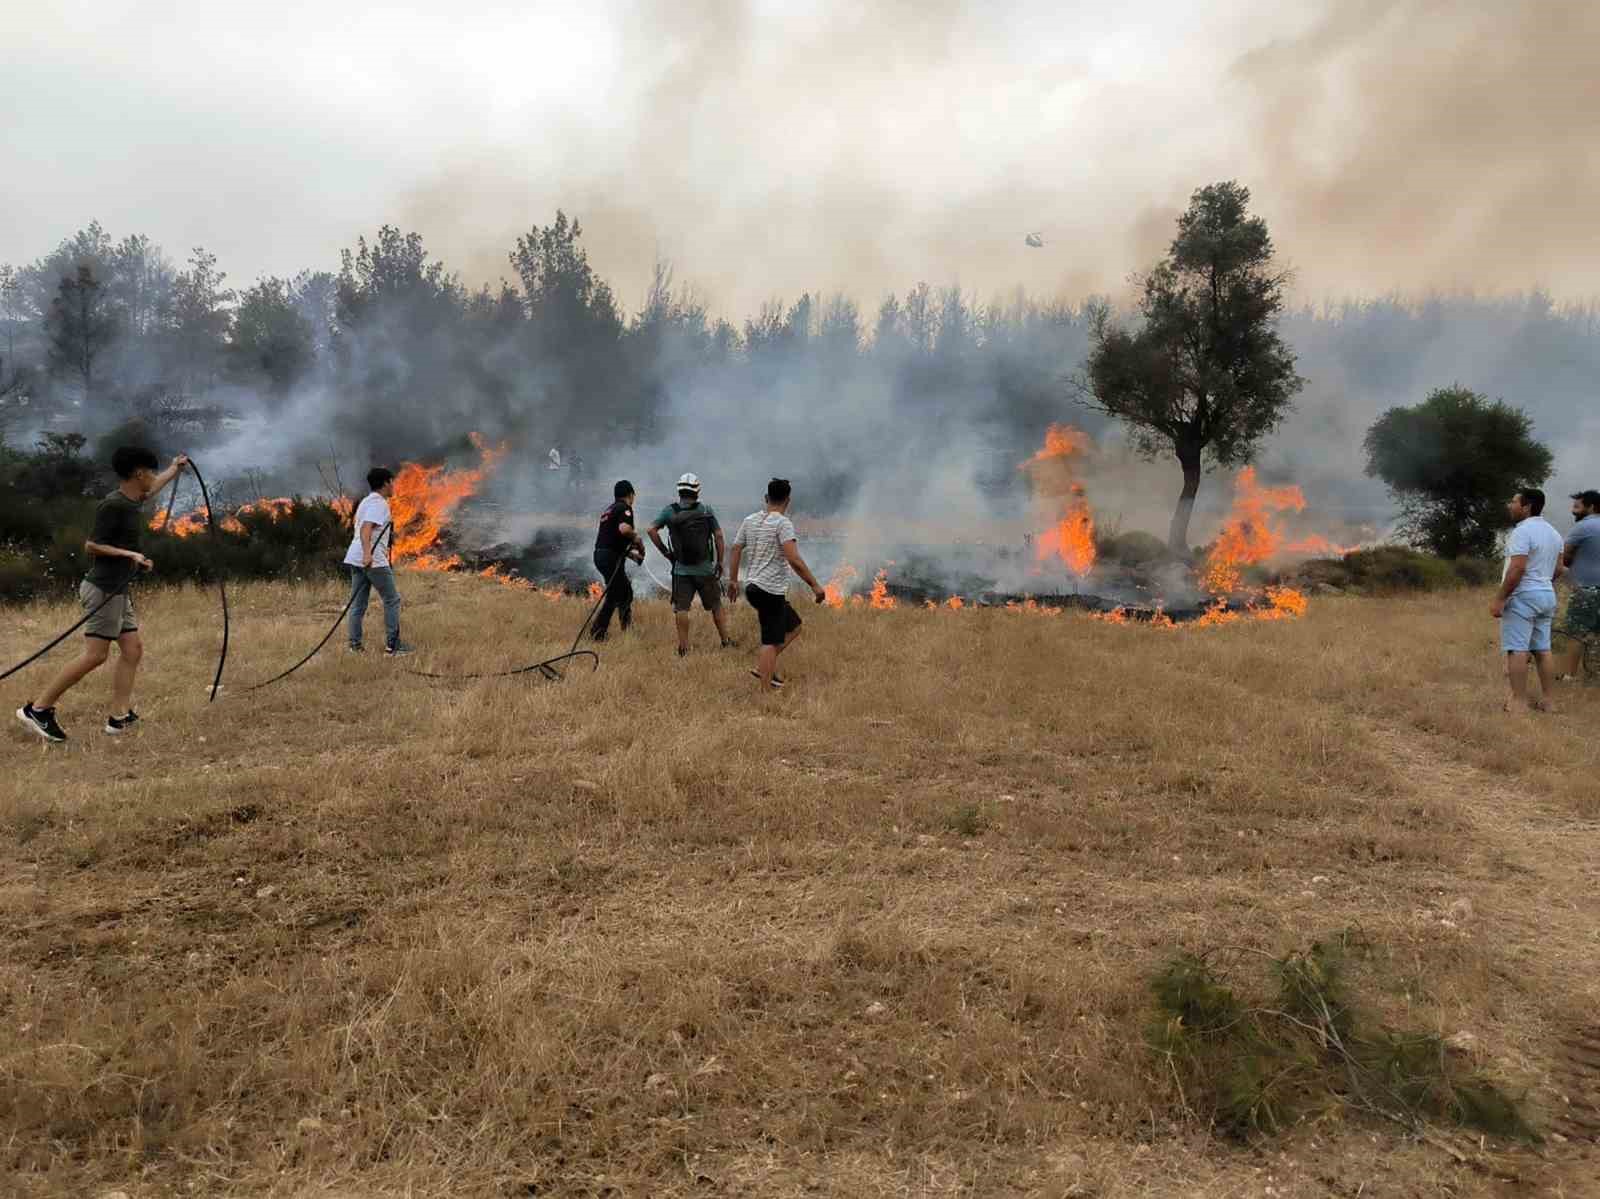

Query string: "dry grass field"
[[3, 575, 1599, 1198]]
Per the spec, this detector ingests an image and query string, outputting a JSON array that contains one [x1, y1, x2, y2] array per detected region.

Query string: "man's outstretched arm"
[[782, 541, 826, 602]]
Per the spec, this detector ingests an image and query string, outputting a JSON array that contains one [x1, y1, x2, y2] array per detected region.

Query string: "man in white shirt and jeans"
[[344, 467, 413, 656], [1490, 487, 1566, 711], [726, 478, 826, 690]]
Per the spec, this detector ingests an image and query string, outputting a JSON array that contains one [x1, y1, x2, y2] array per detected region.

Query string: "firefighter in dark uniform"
[[592, 480, 644, 641]]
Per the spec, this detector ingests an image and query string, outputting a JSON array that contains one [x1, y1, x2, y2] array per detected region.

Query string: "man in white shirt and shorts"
[[1489, 488, 1566, 712], [344, 468, 413, 656], [726, 478, 826, 690]]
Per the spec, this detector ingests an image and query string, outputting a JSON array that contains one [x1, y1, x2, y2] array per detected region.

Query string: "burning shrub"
[[1149, 936, 1535, 1141], [146, 496, 352, 586]]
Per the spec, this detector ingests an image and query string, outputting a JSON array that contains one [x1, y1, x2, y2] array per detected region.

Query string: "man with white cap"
[[648, 472, 734, 656]]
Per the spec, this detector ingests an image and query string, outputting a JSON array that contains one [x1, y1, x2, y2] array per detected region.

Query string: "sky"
[[3, 0, 1596, 317]]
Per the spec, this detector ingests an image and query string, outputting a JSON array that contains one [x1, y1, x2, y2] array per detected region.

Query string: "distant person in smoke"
[[1555, 488, 1600, 681], [592, 480, 644, 641], [726, 477, 827, 690], [344, 467, 413, 657], [17, 446, 189, 744], [1489, 487, 1566, 712], [648, 472, 734, 656]]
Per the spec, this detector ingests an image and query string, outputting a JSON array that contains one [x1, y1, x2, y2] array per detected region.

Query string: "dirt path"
[[1369, 721, 1600, 1191]]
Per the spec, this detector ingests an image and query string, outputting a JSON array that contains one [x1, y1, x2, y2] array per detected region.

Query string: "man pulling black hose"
[[591, 479, 645, 642], [343, 467, 414, 657], [16, 445, 189, 743]]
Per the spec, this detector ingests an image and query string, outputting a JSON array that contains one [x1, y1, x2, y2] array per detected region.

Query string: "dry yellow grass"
[[3, 575, 1599, 1197]]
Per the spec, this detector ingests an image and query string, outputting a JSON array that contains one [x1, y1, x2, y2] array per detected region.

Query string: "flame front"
[[868, 569, 896, 610], [152, 496, 300, 538], [1022, 424, 1097, 579], [1201, 467, 1306, 596], [1036, 483, 1096, 578], [1022, 424, 1092, 467], [824, 564, 857, 608], [391, 433, 507, 568]]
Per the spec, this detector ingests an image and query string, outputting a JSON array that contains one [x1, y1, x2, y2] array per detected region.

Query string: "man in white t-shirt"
[[1490, 487, 1566, 711], [726, 478, 826, 690], [342, 467, 412, 656]]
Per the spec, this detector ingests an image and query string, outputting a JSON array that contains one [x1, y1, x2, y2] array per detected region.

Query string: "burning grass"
[[3, 581, 1598, 1196]]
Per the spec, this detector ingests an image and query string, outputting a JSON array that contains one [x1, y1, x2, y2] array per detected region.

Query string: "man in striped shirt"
[[726, 478, 826, 690]]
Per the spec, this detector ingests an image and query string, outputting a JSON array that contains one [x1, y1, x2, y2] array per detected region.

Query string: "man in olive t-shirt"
[[16, 445, 188, 744]]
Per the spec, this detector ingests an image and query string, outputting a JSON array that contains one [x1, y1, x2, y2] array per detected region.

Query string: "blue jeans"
[[348, 566, 402, 650]]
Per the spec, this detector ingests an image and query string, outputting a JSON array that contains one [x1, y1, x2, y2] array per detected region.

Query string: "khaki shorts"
[[80, 580, 137, 640], [671, 573, 722, 613]]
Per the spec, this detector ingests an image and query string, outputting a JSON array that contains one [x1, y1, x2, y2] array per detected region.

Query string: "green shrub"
[[1149, 936, 1536, 1141], [1100, 529, 1173, 567], [1294, 546, 1497, 594], [941, 802, 987, 837]]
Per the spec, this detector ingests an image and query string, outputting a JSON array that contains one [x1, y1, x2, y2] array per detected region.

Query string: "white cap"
[[677, 472, 701, 493]]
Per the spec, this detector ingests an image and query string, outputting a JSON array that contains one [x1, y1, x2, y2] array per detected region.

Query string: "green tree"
[[509, 212, 623, 438], [1363, 385, 1553, 559], [1079, 182, 1303, 553], [232, 276, 315, 396], [46, 265, 119, 404], [170, 247, 235, 390], [509, 211, 621, 353]]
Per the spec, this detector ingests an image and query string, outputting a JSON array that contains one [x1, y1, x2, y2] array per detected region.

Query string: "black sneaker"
[[721, 639, 740, 649], [590, 630, 608, 643], [384, 643, 416, 657], [17, 703, 67, 743], [347, 643, 364, 654], [677, 646, 688, 658], [105, 710, 140, 735], [749, 670, 785, 689]]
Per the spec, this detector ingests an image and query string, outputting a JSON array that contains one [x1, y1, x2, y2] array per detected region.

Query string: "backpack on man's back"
[[668, 502, 714, 568]]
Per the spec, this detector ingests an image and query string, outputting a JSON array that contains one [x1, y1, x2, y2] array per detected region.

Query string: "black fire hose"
[[3, 459, 213, 686], [401, 550, 627, 683], [238, 521, 393, 694], [0, 585, 126, 684], [185, 458, 230, 703]]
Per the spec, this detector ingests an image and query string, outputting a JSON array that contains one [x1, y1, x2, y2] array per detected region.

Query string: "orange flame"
[[587, 581, 605, 602], [946, 595, 965, 611], [824, 564, 857, 608], [1256, 585, 1309, 620], [1021, 424, 1092, 468], [1201, 467, 1306, 596], [152, 495, 301, 538], [1036, 483, 1096, 577], [1022, 426, 1098, 579], [1192, 600, 1243, 628], [868, 568, 896, 610], [392, 433, 507, 569]]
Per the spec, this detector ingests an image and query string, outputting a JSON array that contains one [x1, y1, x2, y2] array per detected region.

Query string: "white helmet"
[[676, 472, 701, 494]]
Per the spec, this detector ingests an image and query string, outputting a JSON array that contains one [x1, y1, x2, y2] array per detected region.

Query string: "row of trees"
[[0, 214, 1096, 467], [3, 188, 1588, 558]]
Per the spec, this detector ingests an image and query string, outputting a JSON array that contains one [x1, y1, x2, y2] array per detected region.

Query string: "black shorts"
[[746, 584, 801, 646], [672, 573, 722, 613]]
